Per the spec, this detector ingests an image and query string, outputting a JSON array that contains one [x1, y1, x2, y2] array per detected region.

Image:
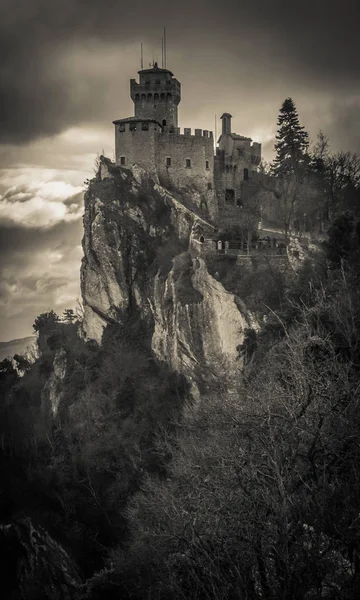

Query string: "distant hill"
[[0, 336, 37, 361]]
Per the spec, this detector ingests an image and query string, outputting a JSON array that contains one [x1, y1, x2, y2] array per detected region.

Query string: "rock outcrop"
[[41, 347, 67, 417], [1, 517, 82, 599], [81, 157, 252, 388]]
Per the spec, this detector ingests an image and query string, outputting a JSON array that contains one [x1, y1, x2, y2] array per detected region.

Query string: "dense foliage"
[[2, 212, 360, 598], [0, 309, 189, 594]]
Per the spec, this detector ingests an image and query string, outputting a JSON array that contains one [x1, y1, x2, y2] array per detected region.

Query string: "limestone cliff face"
[[41, 347, 67, 417], [81, 158, 251, 387]]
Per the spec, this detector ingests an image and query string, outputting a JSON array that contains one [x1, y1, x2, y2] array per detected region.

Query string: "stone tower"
[[130, 62, 181, 128], [221, 113, 232, 135]]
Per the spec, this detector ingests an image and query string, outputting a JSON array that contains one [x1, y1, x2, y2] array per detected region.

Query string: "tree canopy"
[[273, 97, 309, 177]]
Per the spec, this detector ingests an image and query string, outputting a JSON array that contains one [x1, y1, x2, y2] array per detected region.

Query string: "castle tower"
[[130, 62, 181, 128], [220, 113, 232, 135]]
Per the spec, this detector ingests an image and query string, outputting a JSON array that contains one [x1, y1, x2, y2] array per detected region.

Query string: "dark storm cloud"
[[1, 0, 359, 144], [0, 218, 81, 255]]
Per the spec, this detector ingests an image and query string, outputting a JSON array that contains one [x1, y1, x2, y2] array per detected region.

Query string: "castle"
[[113, 63, 261, 222]]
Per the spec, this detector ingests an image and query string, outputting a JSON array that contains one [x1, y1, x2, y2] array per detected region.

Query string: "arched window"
[[147, 93, 152, 101]]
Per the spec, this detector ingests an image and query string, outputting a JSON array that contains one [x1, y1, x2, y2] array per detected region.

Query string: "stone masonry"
[[113, 62, 262, 223]]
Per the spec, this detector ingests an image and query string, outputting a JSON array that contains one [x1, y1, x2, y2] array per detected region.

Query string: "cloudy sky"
[[0, 0, 359, 341]]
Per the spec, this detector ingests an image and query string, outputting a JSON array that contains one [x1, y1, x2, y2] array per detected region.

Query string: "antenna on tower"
[[140, 42, 143, 70], [161, 36, 164, 68], [164, 26, 167, 68]]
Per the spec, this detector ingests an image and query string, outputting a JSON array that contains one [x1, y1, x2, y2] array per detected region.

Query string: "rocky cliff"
[[81, 157, 252, 390]]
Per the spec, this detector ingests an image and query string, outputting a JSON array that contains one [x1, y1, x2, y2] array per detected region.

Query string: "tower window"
[[206, 160, 209, 170], [186, 158, 191, 168], [243, 168, 249, 181], [207, 182, 212, 190], [166, 157, 172, 167], [130, 122, 137, 131], [162, 119, 167, 126], [119, 123, 125, 132], [120, 156, 126, 165], [141, 122, 149, 130]]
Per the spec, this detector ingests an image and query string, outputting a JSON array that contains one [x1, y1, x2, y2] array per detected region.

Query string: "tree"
[[257, 159, 308, 239], [33, 310, 60, 334], [33, 310, 60, 354], [325, 151, 360, 219], [273, 98, 309, 177], [324, 211, 359, 267], [309, 130, 330, 175]]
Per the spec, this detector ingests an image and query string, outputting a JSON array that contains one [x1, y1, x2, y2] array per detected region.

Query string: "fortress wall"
[[114, 122, 158, 174], [155, 129, 214, 196]]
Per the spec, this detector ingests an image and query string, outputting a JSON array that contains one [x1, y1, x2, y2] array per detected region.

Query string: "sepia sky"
[[1, 0, 359, 341]]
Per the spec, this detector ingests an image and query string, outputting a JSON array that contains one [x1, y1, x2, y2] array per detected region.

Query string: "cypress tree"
[[273, 97, 309, 176]]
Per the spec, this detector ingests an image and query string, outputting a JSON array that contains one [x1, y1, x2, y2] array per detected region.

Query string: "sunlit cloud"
[[0, 180, 84, 228]]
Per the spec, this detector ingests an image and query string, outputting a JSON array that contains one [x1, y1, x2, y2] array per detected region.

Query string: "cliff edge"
[[81, 157, 251, 389]]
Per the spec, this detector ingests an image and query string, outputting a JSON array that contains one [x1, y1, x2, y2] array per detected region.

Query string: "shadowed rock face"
[[81, 158, 251, 388], [0, 517, 82, 599]]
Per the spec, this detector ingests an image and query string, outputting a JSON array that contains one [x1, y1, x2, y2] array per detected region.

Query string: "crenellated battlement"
[[114, 121, 214, 141], [163, 127, 213, 139]]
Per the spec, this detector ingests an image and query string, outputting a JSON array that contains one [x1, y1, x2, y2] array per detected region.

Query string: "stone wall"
[[114, 122, 158, 175], [215, 134, 262, 208], [156, 128, 214, 197]]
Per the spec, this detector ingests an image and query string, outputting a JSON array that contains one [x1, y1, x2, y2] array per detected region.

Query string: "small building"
[[214, 113, 261, 214]]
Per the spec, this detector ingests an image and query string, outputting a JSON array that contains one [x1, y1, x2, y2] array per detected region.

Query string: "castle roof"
[[229, 133, 252, 141], [138, 63, 174, 77], [112, 116, 162, 126]]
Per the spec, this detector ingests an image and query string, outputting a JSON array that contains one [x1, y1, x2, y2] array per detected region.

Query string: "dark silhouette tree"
[[33, 310, 60, 334], [273, 97, 309, 177], [324, 211, 358, 266]]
